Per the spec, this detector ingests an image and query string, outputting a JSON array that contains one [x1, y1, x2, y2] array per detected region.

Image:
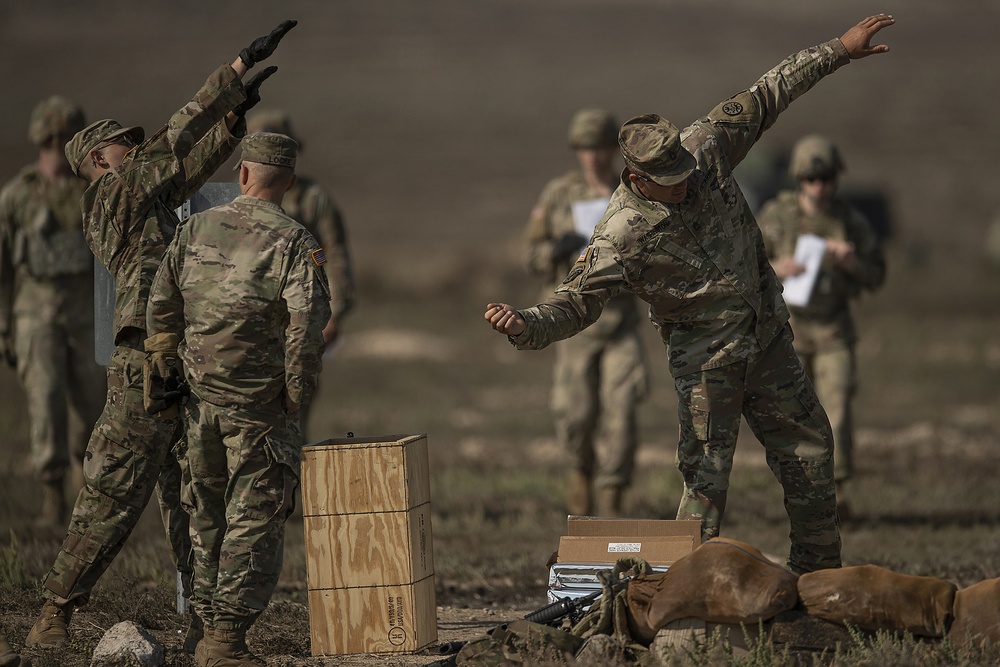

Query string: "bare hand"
[[322, 318, 339, 350], [825, 238, 859, 271], [484, 303, 525, 336], [840, 14, 894, 59], [283, 389, 300, 414], [774, 256, 807, 280]]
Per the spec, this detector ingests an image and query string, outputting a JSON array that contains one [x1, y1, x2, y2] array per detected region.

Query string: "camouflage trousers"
[[673, 326, 840, 573], [551, 325, 648, 489], [797, 345, 856, 482], [42, 344, 192, 604], [180, 392, 300, 631], [13, 312, 105, 483]]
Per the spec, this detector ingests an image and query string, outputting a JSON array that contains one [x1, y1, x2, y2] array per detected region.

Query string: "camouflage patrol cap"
[[235, 132, 298, 170], [28, 96, 86, 146], [790, 134, 845, 180], [65, 119, 145, 177], [567, 108, 618, 149], [619, 114, 696, 186], [246, 109, 302, 149]]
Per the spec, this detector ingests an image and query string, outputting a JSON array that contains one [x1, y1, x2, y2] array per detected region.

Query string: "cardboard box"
[[301, 434, 437, 655]]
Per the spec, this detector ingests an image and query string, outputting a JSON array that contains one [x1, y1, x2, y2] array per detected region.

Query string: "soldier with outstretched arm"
[[485, 15, 894, 574], [25, 19, 296, 656]]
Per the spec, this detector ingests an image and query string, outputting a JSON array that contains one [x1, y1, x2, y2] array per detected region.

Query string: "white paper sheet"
[[571, 197, 611, 240], [781, 234, 827, 307]]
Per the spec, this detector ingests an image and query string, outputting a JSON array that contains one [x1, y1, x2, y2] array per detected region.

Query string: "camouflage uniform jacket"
[[511, 39, 851, 378], [147, 195, 332, 408], [759, 190, 885, 350], [80, 64, 247, 342], [280, 175, 355, 321], [0, 164, 90, 331], [523, 170, 640, 339]]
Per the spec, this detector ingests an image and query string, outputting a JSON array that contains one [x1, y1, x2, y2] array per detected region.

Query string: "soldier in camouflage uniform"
[[758, 136, 886, 517], [246, 110, 355, 441], [25, 20, 296, 652], [523, 109, 648, 516], [0, 96, 106, 527], [148, 132, 330, 667], [486, 15, 894, 573]]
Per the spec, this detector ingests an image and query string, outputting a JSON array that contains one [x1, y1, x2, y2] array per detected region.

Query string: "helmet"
[[789, 134, 845, 180], [28, 96, 86, 146], [568, 108, 618, 149]]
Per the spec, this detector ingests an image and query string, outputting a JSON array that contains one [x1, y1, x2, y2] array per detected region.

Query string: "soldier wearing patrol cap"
[[522, 108, 648, 516], [26, 20, 297, 656], [0, 96, 106, 527], [486, 14, 895, 573], [246, 110, 355, 441], [148, 131, 330, 667], [759, 135, 886, 518]]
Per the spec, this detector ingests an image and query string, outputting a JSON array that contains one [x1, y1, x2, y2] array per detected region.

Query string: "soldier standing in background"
[[0, 96, 106, 527], [758, 135, 886, 518], [523, 109, 648, 516], [24, 20, 295, 652], [486, 15, 894, 573], [246, 110, 355, 441], [147, 132, 330, 667]]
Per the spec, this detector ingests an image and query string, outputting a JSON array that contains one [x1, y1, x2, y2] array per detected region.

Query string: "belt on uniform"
[[117, 327, 147, 351]]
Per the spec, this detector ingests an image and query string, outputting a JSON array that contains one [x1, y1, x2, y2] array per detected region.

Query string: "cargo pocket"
[[44, 531, 104, 599]]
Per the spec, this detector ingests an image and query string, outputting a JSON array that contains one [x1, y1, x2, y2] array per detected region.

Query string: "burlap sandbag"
[[947, 577, 1000, 648], [626, 537, 799, 645], [797, 564, 956, 637]]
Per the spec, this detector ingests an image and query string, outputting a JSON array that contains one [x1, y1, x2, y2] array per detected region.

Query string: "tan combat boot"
[[595, 486, 624, 517], [36, 480, 67, 528], [183, 610, 205, 654], [567, 470, 593, 516], [25, 600, 73, 649], [1, 634, 20, 667], [194, 627, 264, 667]]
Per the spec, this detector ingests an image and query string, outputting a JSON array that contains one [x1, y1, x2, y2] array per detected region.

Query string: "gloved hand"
[[234, 66, 278, 118], [0, 330, 15, 369], [143, 333, 189, 419], [552, 232, 588, 262], [239, 20, 297, 69]]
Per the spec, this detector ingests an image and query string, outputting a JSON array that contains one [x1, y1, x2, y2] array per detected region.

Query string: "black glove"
[[234, 66, 278, 118], [239, 20, 297, 68]]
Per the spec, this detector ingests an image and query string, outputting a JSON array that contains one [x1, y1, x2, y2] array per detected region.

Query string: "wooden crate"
[[300, 434, 437, 656]]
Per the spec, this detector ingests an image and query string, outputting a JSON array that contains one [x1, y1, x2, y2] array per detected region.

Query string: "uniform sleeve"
[[117, 64, 248, 217], [303, 184, 355, 320], [844, 208, 886, 292], [690, 39, 851, 170], [146, 226, 187, 338], [523, 180, 582, 277], [0, 182, 16, 333], [282, 235, 333, 406], [511, 239, 624, 350]]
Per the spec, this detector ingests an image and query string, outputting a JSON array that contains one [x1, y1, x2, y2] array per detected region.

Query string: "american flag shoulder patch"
[[311, 248, 327, 267]]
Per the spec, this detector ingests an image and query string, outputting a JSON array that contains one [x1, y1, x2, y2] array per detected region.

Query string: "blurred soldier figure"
[[523, 109, 648, 516], [0, 96, 106, 527], [759, 135, 886, 517], [246, 110, 355, 441], [148, 132, 330, 667], [25, 20, 296, 652], [486, 15, 894, 573]]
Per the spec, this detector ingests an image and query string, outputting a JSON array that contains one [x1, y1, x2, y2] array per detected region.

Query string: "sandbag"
[[797, 564, 956, 637], [626, 537, 799, 645], [948, 577, 1000, 648]]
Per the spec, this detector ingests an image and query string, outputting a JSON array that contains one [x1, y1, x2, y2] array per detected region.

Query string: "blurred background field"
[[1, 1, 999, 665]]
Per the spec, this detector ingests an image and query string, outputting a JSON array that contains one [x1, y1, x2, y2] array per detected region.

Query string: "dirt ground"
[[2, 1, 1000, 666]]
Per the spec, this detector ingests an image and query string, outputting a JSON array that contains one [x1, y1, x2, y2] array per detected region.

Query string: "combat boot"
[[194, 627, 264, 667], [1, 634, 20, 667], [36, 480, 67, 528], [595, 486, 624, 517], [567, 470, 593, 516], [25, 600, 73, 649], [183, 610, 205, 654]]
